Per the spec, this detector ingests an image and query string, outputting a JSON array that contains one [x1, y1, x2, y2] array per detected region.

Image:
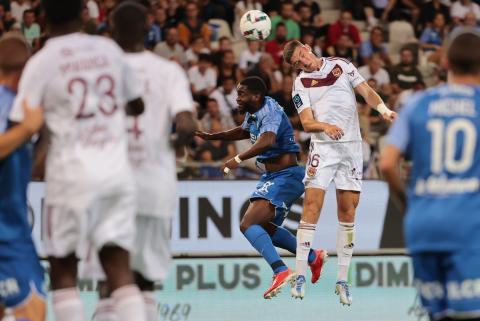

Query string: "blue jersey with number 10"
[[387, 84, 480, 253]]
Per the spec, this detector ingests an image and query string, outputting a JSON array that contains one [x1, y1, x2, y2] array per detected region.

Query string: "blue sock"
[[244, 225, 287, 274], [271, 226, 317, 264]]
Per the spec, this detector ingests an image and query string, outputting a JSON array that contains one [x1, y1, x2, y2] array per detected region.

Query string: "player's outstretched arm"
[[125, 97, 144, 116], [0, 100, 43, 160], [379, 145, 407, 206], [195, 126, 250, 141], [355, 82, 397, 122], [299, 108, 344, 140]]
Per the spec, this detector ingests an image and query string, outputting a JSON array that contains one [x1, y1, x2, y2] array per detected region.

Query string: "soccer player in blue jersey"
[[380, 30, 480, 321], [196, 76, 327, 299], [0, 35, 46, 321]]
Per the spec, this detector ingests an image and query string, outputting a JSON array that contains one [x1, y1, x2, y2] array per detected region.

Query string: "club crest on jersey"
[[307, 166, 317, 177], [332, 67, 342, 78], [293, 94, 303, 109]]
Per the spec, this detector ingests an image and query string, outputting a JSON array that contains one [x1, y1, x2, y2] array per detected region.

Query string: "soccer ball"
[[239, 10, 271, 41]]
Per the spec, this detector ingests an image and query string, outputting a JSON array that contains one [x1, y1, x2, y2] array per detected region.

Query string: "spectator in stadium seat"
[[154, 27, 187, 66], [199, 98, 234, 131], [381, 0, 420, 23], [358, 53, 391, 95], [144, 10, 161, 50], [326, 34, 357, 63], [177, 1, 211, 49], [0, 0, 10, 12], [326, 10, 361, 49], [154, 7, 172, 41], [297, 2, 315, 37], [246, 53, 280, 94], [265, 22, 288, 66], [238, 39, 262, 74], [267, 1, 300, 41], [211, 36, 232, 67], [200, 0, 226, 22], [390, 46, 423, 93], [188, 53, 217, 108], [419, 13, 447, 53], [451, 11, 480, 33], [418, 0, 450, 31], [216, 49, 241, 87], [21, 9, 40, 51], [295, 0, 321, 22], [209, 76, 238, 118], [451, 0, 480, 25], [10, 0, 30, 23], [185, 35, 211, 67], [359, 26, 391, 67]]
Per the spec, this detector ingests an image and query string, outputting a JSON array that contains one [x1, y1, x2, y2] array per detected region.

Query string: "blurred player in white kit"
[[282, 40, 396, 304], [8, 0, 148, 321], [87, 2, 197, 321]]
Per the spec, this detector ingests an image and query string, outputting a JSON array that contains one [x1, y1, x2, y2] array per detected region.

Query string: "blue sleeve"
[[359, 42, 371, 58], [386, 93, 423, 153], [241, 113, 250, 131], [259, 109, 282, 135], [0, 95, 13, 133], [419, 29, 430, 44]]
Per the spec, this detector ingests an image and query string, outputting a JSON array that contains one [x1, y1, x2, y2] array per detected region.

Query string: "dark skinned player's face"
[[236, 84, 257, 113]]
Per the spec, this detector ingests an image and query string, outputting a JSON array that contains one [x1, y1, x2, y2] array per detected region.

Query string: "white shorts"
[[79, 216, 172, 282], [304, 141, 363, 191], [43, 187, 136, 259]]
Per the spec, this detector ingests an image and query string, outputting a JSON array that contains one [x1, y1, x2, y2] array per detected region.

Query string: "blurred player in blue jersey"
[[381, 30, 480, 321], [196, 76, 327, 299], [0, 35, 46, 321]]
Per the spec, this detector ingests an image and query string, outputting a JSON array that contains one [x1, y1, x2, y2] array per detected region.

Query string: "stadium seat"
[[388, 20, 416, 59], [208, 18, 233, 41]]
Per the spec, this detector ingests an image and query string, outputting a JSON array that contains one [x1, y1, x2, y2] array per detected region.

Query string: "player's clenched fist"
[[322, 123, 344, 140], [381, 111, 397, 122]]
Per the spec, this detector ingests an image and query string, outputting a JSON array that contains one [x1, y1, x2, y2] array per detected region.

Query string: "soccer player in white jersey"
[[282, 40, 396, 304], [88, 3, 197, 321], [8, 1, 148, 321]]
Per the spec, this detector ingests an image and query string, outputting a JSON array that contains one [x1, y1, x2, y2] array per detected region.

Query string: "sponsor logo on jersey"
[[293, 94, 303, 109], [257, 181, 274, 194], [347, 70, 355, 77], [332, 67, 342, 78], [307, 166, 317, 177]]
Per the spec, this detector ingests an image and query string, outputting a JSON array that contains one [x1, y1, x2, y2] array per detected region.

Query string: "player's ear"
[[442, 56, 449, 71], [303, 44, 312, 53]]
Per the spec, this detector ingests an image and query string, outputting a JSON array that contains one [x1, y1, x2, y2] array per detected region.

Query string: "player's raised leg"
[[334, 189, 359, 306], [292, 187, 326, 299], [240, 200, 294, 299]]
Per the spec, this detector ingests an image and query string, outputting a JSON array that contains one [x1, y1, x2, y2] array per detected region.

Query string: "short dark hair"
[[198, 53, 211, 63], [42, 0, 82, 24], [239, 76, 267, 98], [283, 40, 302, 64], [447, 30, 480, 75], [23, 9, 35, 17], [112, 1, 147, 48], [276, 22, 286, 30], [0, 35, 30, 74]]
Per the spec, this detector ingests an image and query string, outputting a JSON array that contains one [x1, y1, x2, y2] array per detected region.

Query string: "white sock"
[[112, 285, 147, 321], [143, 291, 157, 321], [337, 222, 355, 282], [296, 221, 316, 277], [93, 298, 117, 321], [53, 288, 87, 321]]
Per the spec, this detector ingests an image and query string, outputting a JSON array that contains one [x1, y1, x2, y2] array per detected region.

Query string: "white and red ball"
[[239, 10, 271, 41]]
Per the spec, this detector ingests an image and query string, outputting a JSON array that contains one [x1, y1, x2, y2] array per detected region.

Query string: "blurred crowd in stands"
[[1, 0, 479, 179]]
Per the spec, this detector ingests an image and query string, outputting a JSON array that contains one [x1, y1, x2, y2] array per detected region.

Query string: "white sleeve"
[[239, 52, 248, 70], [168, 64, 195, 118], [87, 1, 100, 19], [122, 56, 143, 102], [207, 69, 217, 88], [292, 76, 311, 114], [344, 61, 365, 88], [9, 55, 48, 122]]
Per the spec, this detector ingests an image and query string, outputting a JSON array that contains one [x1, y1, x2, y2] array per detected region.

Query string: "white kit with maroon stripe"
[[9, 33, 142, 257], [292, 57, 365, 143], [125, 51, 194, 218]]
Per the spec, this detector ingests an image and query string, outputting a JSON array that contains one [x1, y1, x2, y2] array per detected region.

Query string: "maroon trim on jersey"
[[300, 64, 343, 88], [326, 56, 351, 64]]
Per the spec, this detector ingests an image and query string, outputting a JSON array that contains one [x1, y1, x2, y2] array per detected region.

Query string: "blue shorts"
[[250, 165, 305, 226], [412, 250, 480, 320], [0, 244, 45, 309]]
